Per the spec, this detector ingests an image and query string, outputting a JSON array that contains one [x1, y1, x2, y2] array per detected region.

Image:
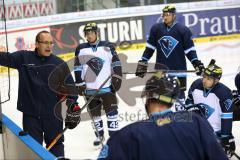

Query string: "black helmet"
[[204, 63, 222, 80], [141, 72, 180, 107], [83, 22, 98, 34], [162, 5, 176, 14]]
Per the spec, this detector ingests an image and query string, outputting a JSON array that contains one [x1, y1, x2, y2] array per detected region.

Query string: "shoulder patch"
[[224, 99, 232, 111]]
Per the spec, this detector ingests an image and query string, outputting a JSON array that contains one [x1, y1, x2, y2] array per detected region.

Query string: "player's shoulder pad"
[[235, 73, 240, 91], [190, 78, 203, 90], [75, 43, 89, 55], [214, 82, 232, 100], [100, 41, 116, 49], [175, 22, 191, 33], [175, 22, 189, 29], [151, 22, 163, 31], [108, 121, 142, 141], [77, 43, 89, 50]]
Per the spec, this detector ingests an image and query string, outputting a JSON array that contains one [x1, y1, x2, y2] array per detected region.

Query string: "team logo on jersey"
[[224, 99, 232, 110], [86, 57, 104, 76], [156, 117, 171, 126], [198, 103, 215, 119], [158, 36, 178, 58]]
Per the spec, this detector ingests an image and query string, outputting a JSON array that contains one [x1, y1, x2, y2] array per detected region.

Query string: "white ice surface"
[[2, 39, 240, 159]]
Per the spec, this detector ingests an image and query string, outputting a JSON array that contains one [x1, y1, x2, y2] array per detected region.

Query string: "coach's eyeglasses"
[[37, 41, 54, 46]]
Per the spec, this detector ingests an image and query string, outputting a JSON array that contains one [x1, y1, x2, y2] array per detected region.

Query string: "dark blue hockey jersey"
[[141, 22, 199, 89], [0, 50, 77, 116], [235, 73, 240, 91], [186, 79, 233, 136], [142, 22, 198, 70], [99, 110, 228, 160]]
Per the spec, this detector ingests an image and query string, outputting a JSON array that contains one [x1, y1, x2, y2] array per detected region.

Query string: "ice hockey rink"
[[2, 38, 240, 159]]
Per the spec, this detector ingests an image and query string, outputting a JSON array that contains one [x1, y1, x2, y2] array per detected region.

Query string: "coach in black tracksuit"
[[0, 31, 80, 157]]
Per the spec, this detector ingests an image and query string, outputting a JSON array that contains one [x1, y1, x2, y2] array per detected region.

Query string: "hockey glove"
[[65, 99, 81, 129], [218, 135, 236, 158], [232, 90, 240, 106], [135, 60, 148, 78], [232, 90, 240, 121], [111, 74, 122, 92], [186, 103, 207, 118], [192, 60, 204, 76], [76, 82, 86, 96]]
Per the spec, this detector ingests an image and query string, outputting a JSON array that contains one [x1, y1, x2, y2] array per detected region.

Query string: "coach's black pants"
[[22, 114, 64, 157]]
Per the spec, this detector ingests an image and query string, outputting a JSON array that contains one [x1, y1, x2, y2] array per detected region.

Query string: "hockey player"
[[235, 72, 240, 92], [0, 30, 81, 157], [186, 61, 235, 157], [98, 73, 228, 160], [74, 22, 122, 146], [135, 5, 204, 111], [232, 72, 240, 121], [233, 72, 240, 106]]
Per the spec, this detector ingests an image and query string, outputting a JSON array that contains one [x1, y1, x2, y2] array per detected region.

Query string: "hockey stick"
[[85, 99, 105, 148], [79, 74, 112, 112], [233, 152, 240, 160], [83, 74, 114, 148], [0, 0, 11, 104], [123, 69, 196, 75], [47, 74, 112, 151], [47, 127, 67, 151]]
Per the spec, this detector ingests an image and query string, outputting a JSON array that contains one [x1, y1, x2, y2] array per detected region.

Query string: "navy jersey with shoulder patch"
[[141, 22, 198, 89], [99, 111, 227, 160], [186, 79, 233, 136], [142, 22, 197, 69]]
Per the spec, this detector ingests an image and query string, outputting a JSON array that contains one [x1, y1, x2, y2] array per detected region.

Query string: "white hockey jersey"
[[74, 41, 121, 94], [186, 79, 233, 136]]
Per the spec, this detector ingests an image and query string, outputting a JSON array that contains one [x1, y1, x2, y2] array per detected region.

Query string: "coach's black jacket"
[[0, 50, 77, 117]]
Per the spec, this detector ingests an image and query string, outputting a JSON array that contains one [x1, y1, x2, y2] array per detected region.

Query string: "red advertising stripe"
[[0, 25, 49, 35]]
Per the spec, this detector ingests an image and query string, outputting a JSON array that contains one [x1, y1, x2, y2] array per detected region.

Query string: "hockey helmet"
[[235, 73, 240, 91], [203, 63, 222, 80], [141, 72, 180, 107], [162, 5, 176, 14], [83, 22, 98, 34]]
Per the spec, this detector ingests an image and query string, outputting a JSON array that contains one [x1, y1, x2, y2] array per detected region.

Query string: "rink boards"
[[0, 114, 56, 160]]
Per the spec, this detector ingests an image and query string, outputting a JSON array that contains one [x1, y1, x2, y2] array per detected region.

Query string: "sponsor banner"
[[1, 1, 239, 30], [0, 26, 49, 52], [0, 6, 239, 58], [51, 7, 240, 55], [144, 7, 240, 38], [50, 16, 145, 55], [0, 0, 56, 20]]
